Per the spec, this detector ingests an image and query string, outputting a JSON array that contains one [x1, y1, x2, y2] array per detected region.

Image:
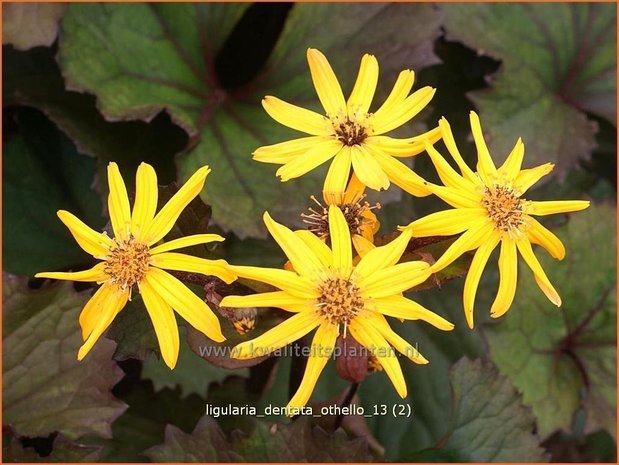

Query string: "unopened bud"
[[232, 312, 257, 335], [335, 334, 368, 383], [367, 355, 383, 373]]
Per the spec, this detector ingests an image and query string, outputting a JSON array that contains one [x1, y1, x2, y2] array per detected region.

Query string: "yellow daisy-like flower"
[[406, 112, 590, 328], [301, 174, 380, 256], [220, 205, 454, 411], [254, 48, 441, 197], [36, 162, 236, 369]]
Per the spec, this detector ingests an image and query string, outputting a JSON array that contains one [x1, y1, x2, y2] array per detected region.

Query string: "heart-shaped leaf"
[[443, 3, 616, 178], [58, 3, 442, 237], [485, 204, 616, 439], [144, 415, 376, 462], [2, 275, 127, 440], [408, 358, 547, 462]]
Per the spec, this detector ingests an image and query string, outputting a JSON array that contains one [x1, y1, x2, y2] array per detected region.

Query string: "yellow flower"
[[220, 205, 454, 411], [254, 48, 441, 197], [36, 162, 236, 369], [301, 174, 380, 256], [406, 112, 590, 328]]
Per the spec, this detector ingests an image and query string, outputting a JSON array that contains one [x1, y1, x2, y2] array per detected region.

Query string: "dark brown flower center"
[[334, 118, 368, 146]]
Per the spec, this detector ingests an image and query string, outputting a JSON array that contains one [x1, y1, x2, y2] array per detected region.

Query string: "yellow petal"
[[221, 291, 312, 313], [351, 145, 390, 191], [469, 111, 496, 182], [490, 238, 518, 319], [78, 286, 128, 360], [514, 163, 554, 193], [432, 222, 496, 272], [352, 235, 375, 258], [287, 323, 338, 410], [57, 210, 112, 257], [463, 233, 500, 328], [150, 253, 236, 284], [276, 139, 342, 181], [516, 239, 562, 306], [402, 125, 443, 154], [306, 48, 346, 116], [424, 140, 476, 191], [365, 312, 429, 363], [360, 261, 430, 299], [348, 321, 407, 398], [407, 208, 488, 237], [294, 230, 332, 267], [144, 268, 225, 342], [262, 96, 331, 135], [131, 162, 158, 241], [323, 147, 352, 197], [144, 166, 210, 245], [328, 204, 353, 273], [427, 184, 482, 209], [78, 283, 119, 340], [341, 172, 366, 204], [526, 218, 566, 260], [263, 211, 325, 278], [149, 234, 225, 255], [139, 277, 180, 369], [230, 265, 318, 298], [371, 87, 435, 135], [231, 310, 320, 359], [347, 53, 379, 116], [370, 295, 454, 331], [372, 149, 431, 197], [107, 162, 131, 240], [354, 229, 412, 279], [439, 117, 478, 182], [528, 200, 590, 216], [373, 69, 415, 117], [498, 138, 524, 179], [364, 127, 441, 157], [36, 262, 108, 283], [360, 208, 379, 239], [253, 136, 328, 164]]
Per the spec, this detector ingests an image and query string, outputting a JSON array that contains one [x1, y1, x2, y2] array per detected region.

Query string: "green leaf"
[[443, 3, 616, 178], [3, 435, 102, 463], [105, 297, 160, 361], [3, 4, 67, 50], [409, 358, 546, 462], [58, 3, 442, 237], [3, 107, 104, 277], [142, 327, 247, 398], [2, 275, 127, 440], [544, 429, 617, 462], [144, 416, 376, 462], [485, 204, 616, 439], [223, 234, 287, 268], [95, 379, 206, 462], [357, 280, 487, 460], [3, 45, 187, 187]]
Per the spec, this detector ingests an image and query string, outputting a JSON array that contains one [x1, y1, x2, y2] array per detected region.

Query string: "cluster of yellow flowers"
[[38, 49, 589, 413]]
